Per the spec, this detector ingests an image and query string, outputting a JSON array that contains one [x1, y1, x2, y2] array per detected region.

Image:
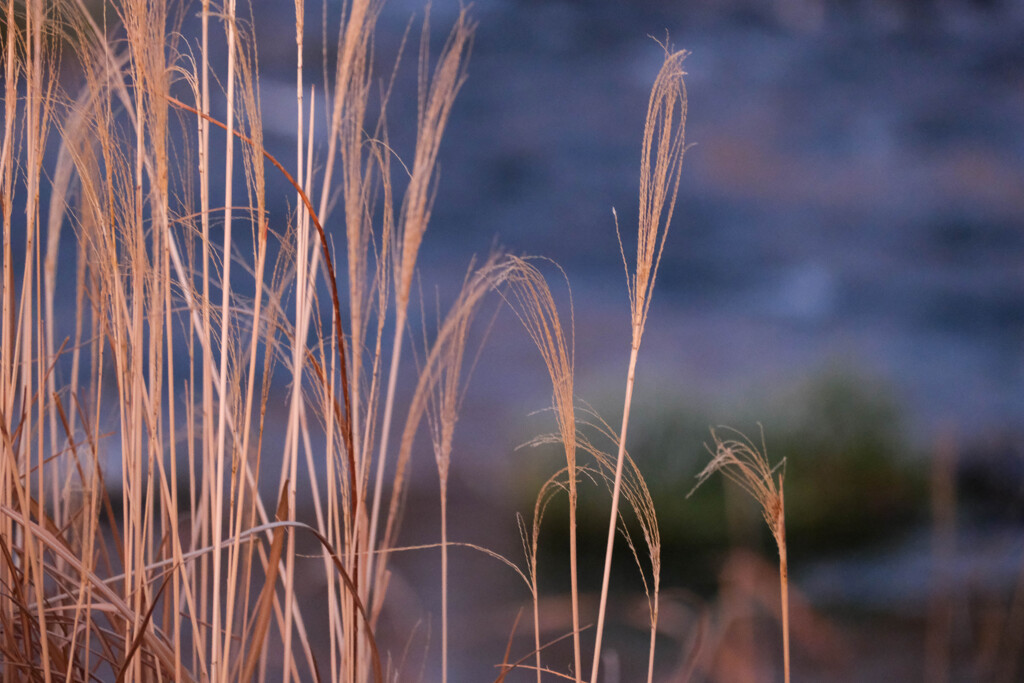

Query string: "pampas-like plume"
[[625, 47, 689, 350], [690, 428, 790, 683]]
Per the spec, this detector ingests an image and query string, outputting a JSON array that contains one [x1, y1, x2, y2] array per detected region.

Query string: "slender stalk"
[[222, 21, 269, 678], [780, 520, 790, 683], [0, 4, 16, 673], [281, 2, 308, 677], [570, 485, 581, 683], [197, 0, 213, 669], [441, 482, 449, 682], [365, 310, 405, 583], [591, 344, 638, 681], [24, 3, 53, 679], [212, 0, 238, 676]]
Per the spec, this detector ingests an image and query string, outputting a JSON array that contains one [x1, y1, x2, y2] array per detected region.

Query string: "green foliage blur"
[[520, 369, 926, 591]]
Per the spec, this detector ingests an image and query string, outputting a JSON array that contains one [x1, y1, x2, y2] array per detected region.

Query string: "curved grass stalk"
[[500, 257, 581, 680], [517, 466, 574, 683], [690, 428, 790, 683]]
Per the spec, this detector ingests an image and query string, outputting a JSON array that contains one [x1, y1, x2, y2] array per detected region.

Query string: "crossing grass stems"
[[0, 1, 750, 681]]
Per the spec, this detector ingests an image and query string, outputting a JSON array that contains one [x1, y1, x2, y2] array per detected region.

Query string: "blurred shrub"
[[767, 372, 925, 551], [520, 369, 927, 589]]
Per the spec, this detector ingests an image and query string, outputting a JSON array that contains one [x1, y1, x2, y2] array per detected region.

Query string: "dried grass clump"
[[0, 0, 721, 680]]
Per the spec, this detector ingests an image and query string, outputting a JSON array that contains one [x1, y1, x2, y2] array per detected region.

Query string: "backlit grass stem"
[[591, 46, 688, 683]]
